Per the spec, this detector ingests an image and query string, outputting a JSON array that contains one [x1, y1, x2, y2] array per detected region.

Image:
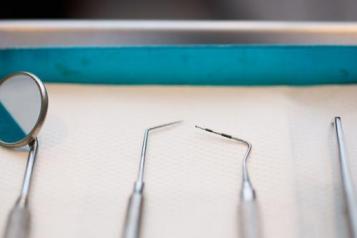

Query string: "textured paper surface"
[[0, 84, 357, 238]]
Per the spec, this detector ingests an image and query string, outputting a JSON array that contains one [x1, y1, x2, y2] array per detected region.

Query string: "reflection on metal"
[[0, 21, 357, 47], [0, 102, 26, 143], [0, 72, 48, 238]]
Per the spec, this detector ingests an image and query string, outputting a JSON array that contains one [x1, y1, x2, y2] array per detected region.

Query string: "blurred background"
[[1, 0, 357, 20]]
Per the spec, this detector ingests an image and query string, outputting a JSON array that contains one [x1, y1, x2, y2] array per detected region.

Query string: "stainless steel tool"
[[333, 117, 357, 238], [122, 121, 182, 238], [195, 125, 262, 238], [0, 72, 49, 238]]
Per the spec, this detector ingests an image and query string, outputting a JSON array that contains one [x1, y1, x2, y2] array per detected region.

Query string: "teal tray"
[[0, 45, 356, 86]]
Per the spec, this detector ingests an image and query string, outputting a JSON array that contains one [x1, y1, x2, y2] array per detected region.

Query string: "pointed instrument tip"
[[148, 120, 183, 131], [195, 125, 204, 130]]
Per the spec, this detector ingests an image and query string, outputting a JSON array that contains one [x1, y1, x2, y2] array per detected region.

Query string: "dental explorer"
[[195, 125, 262, 238], [122, 121, 182, 238], [333, 117, 357, 238]]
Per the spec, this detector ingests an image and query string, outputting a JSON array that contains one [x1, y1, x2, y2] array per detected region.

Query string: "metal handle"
[[334, 117, 357, 238], [3, 202, 31, 238], [239, 200, 262, 238], [122, 192, 144, 238]]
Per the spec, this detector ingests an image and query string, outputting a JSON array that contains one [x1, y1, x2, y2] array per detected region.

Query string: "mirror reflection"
[[0, 73, 42, 144]]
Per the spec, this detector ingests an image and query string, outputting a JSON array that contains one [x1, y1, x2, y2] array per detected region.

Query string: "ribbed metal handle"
[[239, 200, 262, 238], [4, 204, 31, 238], [122, 192, 144, 238]]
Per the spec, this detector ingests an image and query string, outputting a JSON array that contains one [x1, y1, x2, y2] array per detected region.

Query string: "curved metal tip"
[[136, 120, 183, 185], [195, 124, 254, 199], [148, 120, 183, 131], [333, 116, 342, 127]]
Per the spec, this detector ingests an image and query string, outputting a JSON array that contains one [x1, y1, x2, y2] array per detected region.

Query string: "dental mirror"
[[0, 72, 48, 238]]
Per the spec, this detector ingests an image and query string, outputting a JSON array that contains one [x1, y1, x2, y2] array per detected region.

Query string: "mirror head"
[[0, 72, 48, 148]]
